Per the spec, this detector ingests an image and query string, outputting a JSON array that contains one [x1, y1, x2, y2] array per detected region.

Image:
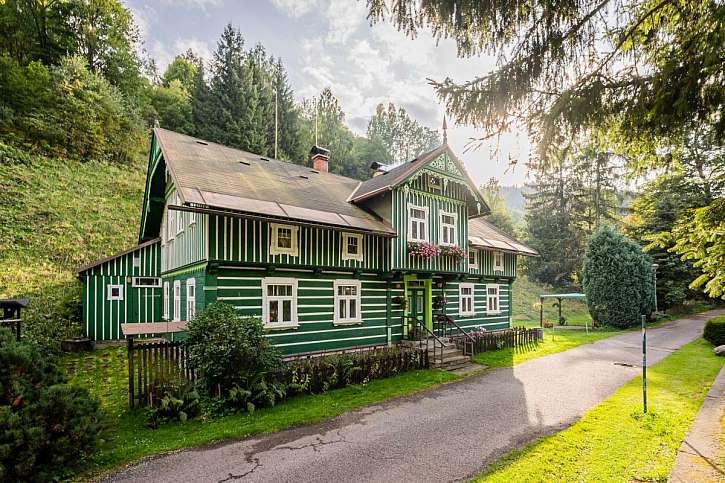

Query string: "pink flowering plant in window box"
[[439, 245, 466, 260], [407, 241, 440, 259]]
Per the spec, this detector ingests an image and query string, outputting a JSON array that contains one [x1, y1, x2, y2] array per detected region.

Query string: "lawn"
[[64, 347, 459, 477], [472, 326, 623, 368], [476, 338, 724, 482]]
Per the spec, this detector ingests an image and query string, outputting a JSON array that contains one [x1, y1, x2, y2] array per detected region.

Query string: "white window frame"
[[341, 232, 364, 262], [186, 278, 196, 320], [269, 223, 299, 256], [468, 249, 478, 269], [107, 284, 124, 301], [334, 279, 362, 325], [173, 280, 181, 322], [493, 250, 504, 272], [487, 284, 500, 315], [407, 203, 429, 242], [163, 281, 170, 320], [132, 277, 162, 288], [439, 210, 458, 246], [459, 283, 475, 316], [189, 210, 196, 225], [262, 277, 298, 329]]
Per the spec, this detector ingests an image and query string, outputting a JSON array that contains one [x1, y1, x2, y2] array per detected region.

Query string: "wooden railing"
[[127, 337, 195, 408], [403, 315, 445, 364], [451, 326, 543, 354]]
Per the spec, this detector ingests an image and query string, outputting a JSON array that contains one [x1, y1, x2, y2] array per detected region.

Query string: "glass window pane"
[[350, 299, 356, 318], [269, 300, 278, 322], [283, 300, 291, 322], [339, 299, 346, 319]]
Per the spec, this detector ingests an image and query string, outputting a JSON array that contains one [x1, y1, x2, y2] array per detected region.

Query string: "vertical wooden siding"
[[468, 250, 517, 278], [207, 215, 390, 271], [81, 241, 161, 340], [161, 187, 206, 273]]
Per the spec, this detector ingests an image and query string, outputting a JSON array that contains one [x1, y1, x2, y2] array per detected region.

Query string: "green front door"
[[408, 288, 425, 323]]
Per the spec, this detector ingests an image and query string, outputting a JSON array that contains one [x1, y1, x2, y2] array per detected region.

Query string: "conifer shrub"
[[0, 328, 102, 482], [582, 226, 655, 328], [703, 316, 725, 347]]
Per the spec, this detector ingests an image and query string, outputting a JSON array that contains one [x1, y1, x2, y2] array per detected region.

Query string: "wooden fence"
[[127, 338, 195, 408], [454, 326, 544, 354]]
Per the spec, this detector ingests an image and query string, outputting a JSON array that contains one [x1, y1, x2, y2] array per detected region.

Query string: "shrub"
[[582, 226, 655, 328], [185, 302, 282, 397], [0, 328, 102, 481], [285, 347, 425, 395], [146, 369, 200, 428], [703, 316, 725, 346], [23, 282, 83, 355]]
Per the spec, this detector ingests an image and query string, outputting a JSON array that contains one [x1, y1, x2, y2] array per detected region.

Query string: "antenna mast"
[[274, 87, 279, 159]]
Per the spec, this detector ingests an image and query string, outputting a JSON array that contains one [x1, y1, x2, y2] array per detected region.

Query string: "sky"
[[126, 0, 533, 186]]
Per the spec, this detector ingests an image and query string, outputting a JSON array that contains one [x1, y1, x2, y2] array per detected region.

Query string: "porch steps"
[[400, 338, 477, 372]]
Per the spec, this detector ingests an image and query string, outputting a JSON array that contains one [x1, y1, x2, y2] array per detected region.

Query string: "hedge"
[[704, 315, 725, 347]]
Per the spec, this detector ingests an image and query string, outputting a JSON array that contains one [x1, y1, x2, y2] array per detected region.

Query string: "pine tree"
[[367, 103, 440, 163], [271, 58, 303, 161]]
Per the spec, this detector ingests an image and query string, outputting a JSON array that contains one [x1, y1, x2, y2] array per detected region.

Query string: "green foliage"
[[668, 199, 725, 300], [703, 315, 725, 347], [0, 328, 103, 482], [185, 303, 282, 396], [367, 102, 439, 163], [368, 1, 725, 167], [0, 54, 144, 163], [285, 347, 425, 394], [146, 370, 200, 428], [225, 375, 287, 414], [582, 226, 655, 328], [479, 178, 517, 235]]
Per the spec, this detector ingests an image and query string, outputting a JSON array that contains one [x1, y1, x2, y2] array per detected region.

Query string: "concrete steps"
[[401, 338, 476, 372]]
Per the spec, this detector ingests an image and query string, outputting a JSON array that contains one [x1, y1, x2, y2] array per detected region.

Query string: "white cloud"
[[151, 37, 213, 71], [157, 0, 221, 10], [270, 0, 319, 18]]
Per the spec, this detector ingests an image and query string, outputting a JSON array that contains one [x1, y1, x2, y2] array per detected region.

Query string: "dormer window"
[[342, 232, 363, 261], [468, 249, 478, 269], [270, 223, 299, 256], [407, 204, 429, 242], [494, 250, 504, 272], [439, 211, 457, 246]]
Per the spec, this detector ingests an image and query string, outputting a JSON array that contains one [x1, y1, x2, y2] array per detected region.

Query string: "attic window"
[[196, 140, 208, 145]]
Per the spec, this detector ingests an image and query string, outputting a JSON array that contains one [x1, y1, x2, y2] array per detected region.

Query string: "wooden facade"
[[78, 128, 536, 351]]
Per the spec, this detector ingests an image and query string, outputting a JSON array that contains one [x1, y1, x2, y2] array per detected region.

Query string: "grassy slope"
[[63, 347, 459, 476], [511, 275, 591, 326], [478, 339, 723, 482], [0, 144, 146, 298]]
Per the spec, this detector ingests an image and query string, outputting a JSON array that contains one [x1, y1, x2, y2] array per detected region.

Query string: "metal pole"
[[642, 314, 647, 413], [274, 88, 278, 159]]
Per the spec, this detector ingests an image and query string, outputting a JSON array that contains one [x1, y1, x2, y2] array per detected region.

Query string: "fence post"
[[127, 337, 134, 408]]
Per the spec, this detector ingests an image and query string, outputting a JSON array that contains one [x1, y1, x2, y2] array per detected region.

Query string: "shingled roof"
[[154, 128, 395, 235], [468, 217, 538, 256]]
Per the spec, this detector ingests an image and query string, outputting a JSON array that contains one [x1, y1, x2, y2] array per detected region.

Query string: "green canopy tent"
[[539, 293, 587, 330]]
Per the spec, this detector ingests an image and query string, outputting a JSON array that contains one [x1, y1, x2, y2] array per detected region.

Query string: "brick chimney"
[[310, 145, 330, 172]]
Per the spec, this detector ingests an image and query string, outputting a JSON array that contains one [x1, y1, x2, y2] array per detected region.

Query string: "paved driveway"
[[107, 310, 725, 483]]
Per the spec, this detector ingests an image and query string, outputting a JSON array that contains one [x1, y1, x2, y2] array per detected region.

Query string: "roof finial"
[[442, 114, 448, 145]]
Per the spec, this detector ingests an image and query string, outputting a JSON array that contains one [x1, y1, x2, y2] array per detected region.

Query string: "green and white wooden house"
[[78, 128, 537, 355]]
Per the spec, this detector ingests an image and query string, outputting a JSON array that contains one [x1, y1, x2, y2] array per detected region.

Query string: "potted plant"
[[439, 245, 466, 260], [407, 241, 440, 259]]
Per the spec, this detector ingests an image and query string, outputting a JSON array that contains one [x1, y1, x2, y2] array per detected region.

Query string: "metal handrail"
[[445, 316, 476, 356], [403, 315, 446, 365]]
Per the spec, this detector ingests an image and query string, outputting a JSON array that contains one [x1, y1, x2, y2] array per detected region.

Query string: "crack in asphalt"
[[275, 430, 349, 453], [216, 457, 261, 482]]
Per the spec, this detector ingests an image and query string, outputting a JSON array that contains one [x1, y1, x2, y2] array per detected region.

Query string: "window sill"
[[459, 312, 475, 317], [333, 320, 363, 326], [486, 311, 502, 316], [264, 323, 299, 331]]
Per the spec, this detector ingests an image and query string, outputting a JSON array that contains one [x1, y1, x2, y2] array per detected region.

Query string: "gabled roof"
[[77, 238, 161, 274], [348, 144, 491, 217], [468, 217, 538, 256], [154, 128, 395, 235]]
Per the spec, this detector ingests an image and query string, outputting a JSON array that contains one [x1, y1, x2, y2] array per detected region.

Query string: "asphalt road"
[[106, 310, 724, 483]]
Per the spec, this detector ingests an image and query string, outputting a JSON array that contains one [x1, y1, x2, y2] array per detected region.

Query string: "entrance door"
[[408, 288, 425, 323]]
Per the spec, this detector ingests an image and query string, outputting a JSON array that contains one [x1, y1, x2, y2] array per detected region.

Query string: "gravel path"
[[106, 310, 725, 483]]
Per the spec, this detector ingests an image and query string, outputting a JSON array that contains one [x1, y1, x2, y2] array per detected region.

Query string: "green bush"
[[582, 226, 655, 328], [22, 282, 83, 355], [285, 347, 426, 395], [703, 316, 725, 346], [185, 302, 282, 398], [146, 369, 200, 428], [0, 328, 102, 481]]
